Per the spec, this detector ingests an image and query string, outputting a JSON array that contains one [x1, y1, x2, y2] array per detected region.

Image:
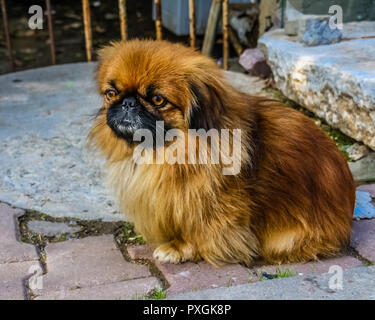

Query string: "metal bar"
[[202, 0, 222, 56], [281, 0, 286, 28], [222, 0, 229, 70], [155, 0, 162, 40], [82, 0, 93, 61], [188, 0, 196, 48], [0, 0, 14, 71], [118, 0, 128, 40], [45, 0, 56, 65]]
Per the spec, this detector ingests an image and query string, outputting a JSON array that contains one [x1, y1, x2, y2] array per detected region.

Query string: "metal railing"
[[0, 0, 231, 73]]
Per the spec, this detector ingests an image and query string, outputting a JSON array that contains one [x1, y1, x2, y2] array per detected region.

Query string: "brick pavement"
[[0, 204, 41, 299], [1, 185, 374, 300]]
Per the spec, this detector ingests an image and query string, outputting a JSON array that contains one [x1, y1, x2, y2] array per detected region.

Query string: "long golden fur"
[[89, 39, 355, 267]]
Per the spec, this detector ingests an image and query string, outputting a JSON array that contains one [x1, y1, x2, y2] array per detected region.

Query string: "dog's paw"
[[153, 243, 183, 264]]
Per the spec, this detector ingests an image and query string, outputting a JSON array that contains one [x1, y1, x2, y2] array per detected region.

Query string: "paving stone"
[[35, 277, 161, 300], [351, 219, 375, 262], [0, 260, 43, 300], [34, 235, 152, 297], [254, 256, 362, 278], [0, 203, 39, 263], [171, 266, 375, 300], [127, 245, 254, 296], [27, 220, 81, 237], [349, 153, 375, 183], [128, 245, 364, 297]]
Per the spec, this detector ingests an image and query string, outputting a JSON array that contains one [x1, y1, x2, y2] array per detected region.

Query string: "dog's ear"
[[95, 42, 120, 91], [189, 83, 226, 131], [96, 41, 119, 67]]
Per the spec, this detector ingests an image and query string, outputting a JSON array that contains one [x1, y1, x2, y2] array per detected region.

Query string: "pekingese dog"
[[89, 40, 355, 266]]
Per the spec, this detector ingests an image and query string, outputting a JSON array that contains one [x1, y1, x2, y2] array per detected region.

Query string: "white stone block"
[[259, 22, 375, 150]]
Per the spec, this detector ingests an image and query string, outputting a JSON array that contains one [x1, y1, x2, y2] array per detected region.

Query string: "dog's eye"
[[105, 89, 117, 99], [151, 95, 166, 107]]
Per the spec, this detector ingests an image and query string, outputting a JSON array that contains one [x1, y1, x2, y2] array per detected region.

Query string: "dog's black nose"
[[122, 97, 137, 109]]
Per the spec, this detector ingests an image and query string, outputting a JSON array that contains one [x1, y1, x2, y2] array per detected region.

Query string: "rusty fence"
[[0, 0, 231, 72]]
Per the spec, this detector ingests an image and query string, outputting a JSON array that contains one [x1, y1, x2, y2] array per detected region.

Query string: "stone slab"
[[351, 219, 375, 262], [27, 220, 81, 237], [0, 203, 39, 263], [0, 63, 123, 221], [342, 21, 375, 39], [33, 235, 152, 297], [259, 22, 375, 150], [35, 277, 161, 300], [346, 143, 369, 162], [349, 153, 375, 183], [127, 245, 254, 296], [0, 63, 270, 221], [0, 260, 42, 300], [171, 266, 375, 300]]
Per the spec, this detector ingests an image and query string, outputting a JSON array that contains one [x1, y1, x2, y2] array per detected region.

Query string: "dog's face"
[[90, 40, 227, 159]]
